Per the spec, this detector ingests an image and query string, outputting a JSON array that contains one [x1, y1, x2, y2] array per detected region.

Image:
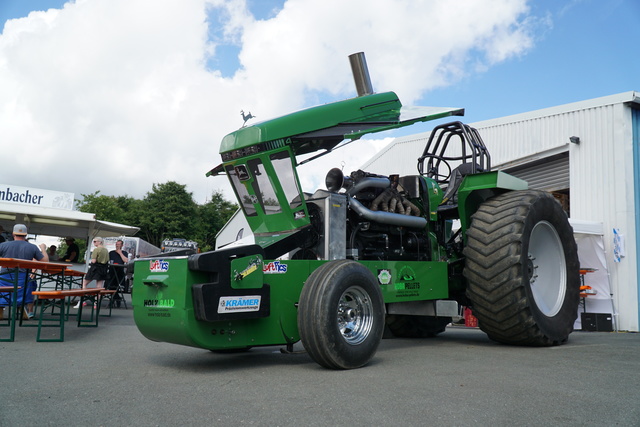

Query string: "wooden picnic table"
[[0, 258, 72, 342]]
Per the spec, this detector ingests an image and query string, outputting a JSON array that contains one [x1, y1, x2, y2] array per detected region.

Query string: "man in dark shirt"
[[61, 237, 80, 263], [108, 239, 129, 265]]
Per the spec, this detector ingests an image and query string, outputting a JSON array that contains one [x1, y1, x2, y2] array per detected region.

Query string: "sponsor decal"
[[218, 296, 261, 313], [399, 265, 416, 281], [377, 269, 392, 285], [395, 266, 420, 297], [394, 282, 420, 290], [146, 310, 171, 317], [263, 261, 287, 274], [150, 259, 169, 272], [235, 258, 262, 280], [143, 299, 175, 307]]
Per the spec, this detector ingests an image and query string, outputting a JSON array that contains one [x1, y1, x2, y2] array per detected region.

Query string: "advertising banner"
[[0, 184, 74, 210]]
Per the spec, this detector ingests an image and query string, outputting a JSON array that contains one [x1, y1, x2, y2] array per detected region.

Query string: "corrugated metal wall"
[[503, 154, 569, 191], [474, 103, 618, 223]]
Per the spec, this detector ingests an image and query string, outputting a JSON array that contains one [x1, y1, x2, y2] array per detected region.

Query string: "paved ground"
[[2, 304, 639, 427]]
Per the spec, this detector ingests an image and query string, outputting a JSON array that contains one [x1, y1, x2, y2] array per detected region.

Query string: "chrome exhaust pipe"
[[349, 52, 374, 97], [349, 198, 427, 229]]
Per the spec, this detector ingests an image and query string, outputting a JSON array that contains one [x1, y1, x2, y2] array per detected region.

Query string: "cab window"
[[270, 150, 303, 209], [247, 158, 282, 215], [225, 164, 257, 217]]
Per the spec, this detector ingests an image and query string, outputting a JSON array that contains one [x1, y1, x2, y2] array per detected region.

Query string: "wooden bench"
[[31, 288, 102, 342]]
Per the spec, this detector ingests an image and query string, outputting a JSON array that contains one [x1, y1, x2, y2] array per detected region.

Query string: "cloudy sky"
[[1, 0, 637, 205]]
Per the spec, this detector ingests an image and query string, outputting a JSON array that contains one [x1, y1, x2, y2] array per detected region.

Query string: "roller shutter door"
[[502, 153, 569, 191]]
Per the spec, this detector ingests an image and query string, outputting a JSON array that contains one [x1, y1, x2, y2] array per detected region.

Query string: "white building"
[[362, 91, 640, 332]]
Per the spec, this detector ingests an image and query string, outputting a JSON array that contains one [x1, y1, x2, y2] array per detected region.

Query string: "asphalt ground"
[[2, 303, 639, 427]]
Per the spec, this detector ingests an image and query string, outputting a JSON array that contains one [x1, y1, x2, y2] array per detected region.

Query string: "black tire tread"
[[298, 260, 384, 369], [463, 190, 580, 346]]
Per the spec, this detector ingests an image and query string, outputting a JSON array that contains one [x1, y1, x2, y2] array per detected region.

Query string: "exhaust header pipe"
[[349, 52, 374, 97], [349, 198, 427, 229]]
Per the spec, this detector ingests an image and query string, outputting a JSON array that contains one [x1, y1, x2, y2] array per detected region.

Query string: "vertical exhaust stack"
[[349, 52, 374, 97]]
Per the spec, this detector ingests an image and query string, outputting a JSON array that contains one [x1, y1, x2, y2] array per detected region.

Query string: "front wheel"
[[463, 190, 580, 346], [298, 260, 385, 369]]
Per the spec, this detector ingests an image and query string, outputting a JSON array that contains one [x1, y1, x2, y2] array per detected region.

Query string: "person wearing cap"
[[61, 237, 80, 263], [0, 224, 48, 319], [74, 236, 109, 309]]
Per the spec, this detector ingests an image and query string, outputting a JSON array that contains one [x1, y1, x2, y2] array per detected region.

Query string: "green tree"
[[139, 181, 198, 247], [195, 191, 238, 251], [77, 191, 122, 221]]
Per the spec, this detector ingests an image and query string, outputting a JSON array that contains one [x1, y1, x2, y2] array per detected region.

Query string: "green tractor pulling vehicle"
[[132, 53, 580, 369]]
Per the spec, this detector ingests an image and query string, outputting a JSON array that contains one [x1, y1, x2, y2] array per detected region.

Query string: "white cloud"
[[0, 0, 541, 205]]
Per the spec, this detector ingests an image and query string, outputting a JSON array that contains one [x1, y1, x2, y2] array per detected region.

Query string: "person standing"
[[107, 239, 129, 307], [61, 237, 80, 263], [74, 236, 108, 309], [0, 224, 48, 319]]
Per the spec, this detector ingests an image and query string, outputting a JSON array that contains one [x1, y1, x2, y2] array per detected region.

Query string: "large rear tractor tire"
[[463, 190, 580, 346], [385, 315, 451, 338], [298, 260, 385, 369]]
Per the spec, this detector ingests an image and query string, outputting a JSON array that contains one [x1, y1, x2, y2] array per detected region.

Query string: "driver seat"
[[438, 163, 482, 216]]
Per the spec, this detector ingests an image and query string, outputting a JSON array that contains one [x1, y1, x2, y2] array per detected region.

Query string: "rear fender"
[[457, 171, 528, 237]]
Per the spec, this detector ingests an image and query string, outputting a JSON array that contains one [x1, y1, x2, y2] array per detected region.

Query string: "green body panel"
[[132, 257, 209, 347], [132, 256, 308, 349], [457, 171, 528, 234], [221, 92, 400, 152], [220, 92, 463, 154], [367, 260, 449, 302], [423, 177, 444, 221], [132, 256, 450, 350]]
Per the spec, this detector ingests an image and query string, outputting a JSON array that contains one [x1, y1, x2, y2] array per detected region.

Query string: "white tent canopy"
[[569, 219, 616, 330], [0, 202, 139, 240]]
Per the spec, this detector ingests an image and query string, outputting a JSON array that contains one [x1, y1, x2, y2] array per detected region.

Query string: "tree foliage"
[[197, 191, 238, 252], [138, 181, 197, 247], [76, 183, 238, 251]]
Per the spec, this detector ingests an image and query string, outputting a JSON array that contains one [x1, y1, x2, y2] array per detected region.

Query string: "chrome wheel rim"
[[337, 285, 374, 345]]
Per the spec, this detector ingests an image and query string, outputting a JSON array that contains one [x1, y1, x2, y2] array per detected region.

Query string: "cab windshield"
[[225, 149, 303, 218]]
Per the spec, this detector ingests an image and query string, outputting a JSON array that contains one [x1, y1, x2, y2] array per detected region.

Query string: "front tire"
[[463, 190, 580, 345], [298, 260, 385, 369]]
